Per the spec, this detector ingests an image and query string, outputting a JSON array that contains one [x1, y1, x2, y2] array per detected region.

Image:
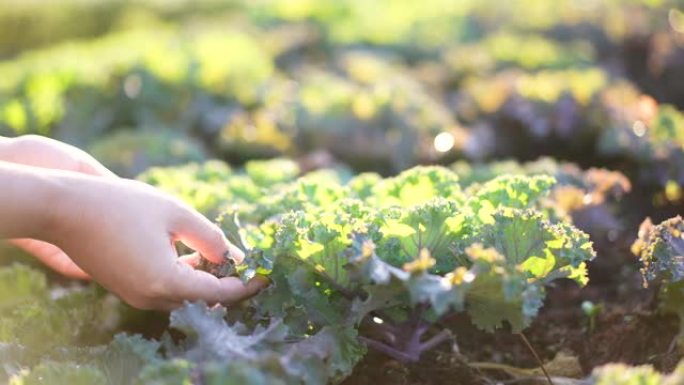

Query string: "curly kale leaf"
[[244, 158, 300, 186], [464, 209, 594, 331], [368, 166, 464, 207], [461, 244, 543, 332], [348, 172, 383, 200], [632, 216, 684, 347], [375, 198, 467, 273], [133, 359, 192, 385], [169, 302, 365, 385], [93, 334, 162, 385], [6, 334, 163, 385], [137, 161, 239, 217], [1, 343, 26, 383], [466, 174, 556, 224], [271, 200, 377, 287], [480, 209, 592, 282], [0, 265, 123, 355], [191, 164, 596, 361], [633, 216, 684, 285], [348, 236, 470, 319], [170, 302, 288, 362], [252, 170, 348, 221], [0, 264, 47, 311]]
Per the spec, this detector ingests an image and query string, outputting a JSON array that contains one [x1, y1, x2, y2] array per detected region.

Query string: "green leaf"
[[0, 284, 122, 356], [468, 174, 556, 223], [591, 363, 664, 385], [348, 236, 468, 317], [134, 359, 192, 385], [0, 343, 26, 383], [0, 264, 47, 311], [94, 334, 161, 385], [278, 326, 365, 384], [350, 284, 405, 325], [633, 216, 684, 285], [405, 273, 468, 315], [274, 210, 354, 286], [467, 272, 536, 332], [462, 244, 537, 331], [481, 209, 592, 282], [376, 198, 467, 272], [170, 302, 288, 362], [177, 163, 596, 364], [285, 265, 349, 325], [632, 216, 684, 347], [9, 362, 107, 385], [349, 173, 382, 200], [245, 158, 299, 186], [169, 302, 364, 385], [370, 166, 463, 207]]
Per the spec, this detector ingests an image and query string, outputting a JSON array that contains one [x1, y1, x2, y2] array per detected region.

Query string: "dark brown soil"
[[345, 349, 485, 385]]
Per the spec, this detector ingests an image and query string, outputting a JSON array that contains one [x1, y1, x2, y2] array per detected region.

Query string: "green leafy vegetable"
[[632, 216, 684, 349]]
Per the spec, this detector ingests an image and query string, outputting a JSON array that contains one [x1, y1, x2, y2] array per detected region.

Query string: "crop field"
[[1, 1, 684, 384]]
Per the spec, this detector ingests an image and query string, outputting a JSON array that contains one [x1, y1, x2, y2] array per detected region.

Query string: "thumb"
[[75, 155, 118, 178], [171, 207, 245, 265], [168, 261, 269, 305]]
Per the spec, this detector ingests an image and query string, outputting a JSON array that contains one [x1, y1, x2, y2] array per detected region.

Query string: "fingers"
[[178, 252, 202, 267], [131, 261, 268, 311], [169, 262, 268, 305], [170, 206, 245, 265], [9, 238, 90, 280], [75, 155, 118, 178], [10, 135, 117, 178]]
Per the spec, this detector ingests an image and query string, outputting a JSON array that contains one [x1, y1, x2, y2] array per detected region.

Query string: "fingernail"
[[251, 275, 271, 290], [224, 244, 245, 265]]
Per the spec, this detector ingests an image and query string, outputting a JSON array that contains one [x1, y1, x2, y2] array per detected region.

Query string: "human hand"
[[0, 136, 265, 310], [0, 134, 116, 177], [36, 171, 267, 310], [0, 135, 116, 278]]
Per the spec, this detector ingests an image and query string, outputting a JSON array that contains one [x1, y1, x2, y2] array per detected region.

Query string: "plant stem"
[[419, 329, 452, 352], [361, 303, 455, 363], [517, 332, 554, 385], [359, 336, 416, 362]]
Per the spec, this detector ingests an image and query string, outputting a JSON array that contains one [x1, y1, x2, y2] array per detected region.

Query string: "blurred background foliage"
[[0, 0, 683, 192]]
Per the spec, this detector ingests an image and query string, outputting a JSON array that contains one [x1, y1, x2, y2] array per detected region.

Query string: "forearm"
[[0, 161, 63, 240]]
